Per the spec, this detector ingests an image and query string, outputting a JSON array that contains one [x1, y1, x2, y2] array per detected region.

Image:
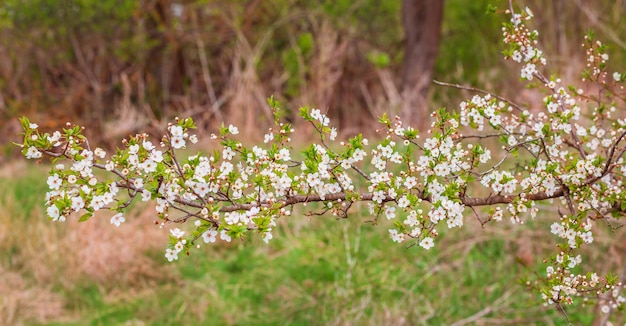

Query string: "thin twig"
[[433, 80, 526, 114]]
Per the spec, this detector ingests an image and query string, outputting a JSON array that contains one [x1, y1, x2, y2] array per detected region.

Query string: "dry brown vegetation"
[[0, 163, 175, 324], [1, 0, 624, 156]]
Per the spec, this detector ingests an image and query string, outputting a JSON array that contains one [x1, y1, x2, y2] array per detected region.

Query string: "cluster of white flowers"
[[309, 108, 330, 127], [459, 95, 507, 131], [481, 170, 517, 194], [503, 7, 546, 81], [543, 253, 625, 313], [550, 215, 594, 249], [26, 127, 127, 227]]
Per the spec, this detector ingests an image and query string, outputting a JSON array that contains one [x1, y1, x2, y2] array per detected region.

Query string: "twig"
[[433, 80, 526, 114]]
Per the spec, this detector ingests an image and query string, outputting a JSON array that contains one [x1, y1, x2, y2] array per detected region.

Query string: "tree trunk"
[[401, 0, 444, 130]]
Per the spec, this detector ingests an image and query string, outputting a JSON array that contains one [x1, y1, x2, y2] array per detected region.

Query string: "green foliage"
[[435, 0, 507, 85], [0, 0, 137, 31], [282, 32, 314, 97]]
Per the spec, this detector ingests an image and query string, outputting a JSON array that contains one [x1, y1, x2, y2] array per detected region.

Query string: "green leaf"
[[378, 113, 390, 125], [78, 212, 92, 222], [19, 117, 31, 130], [299, 106, 311, 120], [366, 51, 390, 68]]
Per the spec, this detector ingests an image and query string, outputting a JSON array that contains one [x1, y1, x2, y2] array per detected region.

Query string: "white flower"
[[103, 161, 115, 172], [228, 124, 239, 135], [389, 229, 404, 243], [600, 305, 610, 314], [174, 241, 185, 253], [384, 206, 396, 220], [433, 163, 450, 177], [67, 175, 77, 184], [550, 222, 564, 236], [429, 207, 446, 223], [310, 109, 330, 126], [479, 150, 491, 163], [264, 133, 274, 143], [25, 146, 42, 159], [613, 72, 622, 81], [71, 196, 85, 212], [223, 147, 235, 160], [397, 196, 410, 208], [129, 144, 140, 154], [48, 131, 62, 145], [220, 230, 232, 242], [263, 232, 273, 244], [110, 213, 125, 227], [150, 150, 163, 162], [165, 248, 178, 262], [171, 136, 186, 149], [503, 181, 517, 194], [521, 63, 537, 80], [143, 141, 155, 151], [189, 134, 198, 144], [142, 159, 157, 173], [492, 208, 503, 221], [193, 182, 210, 197], [352, 148, 366, 161], [47, 174, 62, 190], [202, 230, 218, 243], [133, 178, 144, 189], [372, 190, 385, 204], [525, 7, 533, 18], [219, 161, 233, 176], [93, 148, 106, 159], [580, 231, 593, 244], [169, 125, 183, 136], [419, 237, 434, 249], [373, 156, 386, 170], [330, 127, 337, 141], [170, 228, 185, 238], [276, 148, 291, 161], [47, 205, 60, 220], [404, 176, 417, 189], [543, 177, 556, 196], [141, 189, 151, 202]]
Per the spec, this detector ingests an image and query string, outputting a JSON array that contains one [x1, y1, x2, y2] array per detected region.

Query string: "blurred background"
[[1, 0, 625, 151], [1, 0, 625, 324]]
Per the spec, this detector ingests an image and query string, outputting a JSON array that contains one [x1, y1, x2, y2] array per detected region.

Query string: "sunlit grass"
[[0, 162, 622, 325]]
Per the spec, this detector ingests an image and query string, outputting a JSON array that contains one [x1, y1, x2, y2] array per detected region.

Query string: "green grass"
[[0, 163, 618, 325]]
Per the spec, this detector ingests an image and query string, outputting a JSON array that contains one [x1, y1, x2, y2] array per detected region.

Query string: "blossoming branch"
[[17, 3, 626, 318]]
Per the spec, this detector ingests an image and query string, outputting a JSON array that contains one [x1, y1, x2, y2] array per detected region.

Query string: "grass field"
[[0, 162, 622, 325]]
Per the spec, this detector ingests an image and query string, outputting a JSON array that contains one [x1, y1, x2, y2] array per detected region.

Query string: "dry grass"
[[0, 264, 66, 325], [0, 163, 174, 324], [37, 209, 168, 287]]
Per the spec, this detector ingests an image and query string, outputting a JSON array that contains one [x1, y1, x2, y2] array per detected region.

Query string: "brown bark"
[[401, 0, 444, 131]]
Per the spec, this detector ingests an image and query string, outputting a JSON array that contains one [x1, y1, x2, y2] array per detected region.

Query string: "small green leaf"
[[78, 213, 92, 222], [19, 117, 31, 130]]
